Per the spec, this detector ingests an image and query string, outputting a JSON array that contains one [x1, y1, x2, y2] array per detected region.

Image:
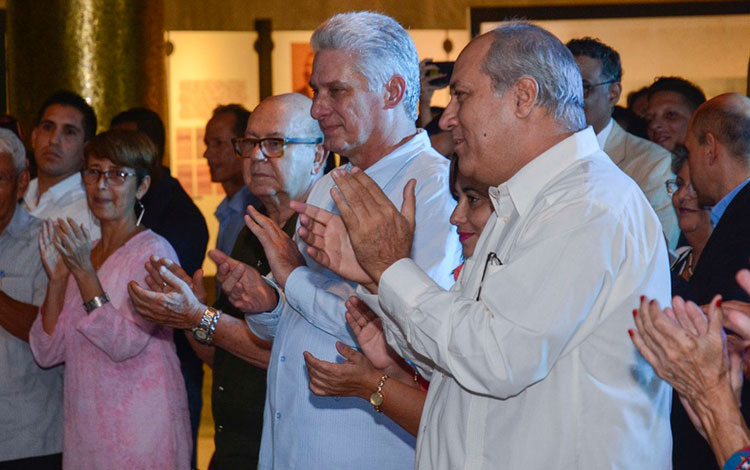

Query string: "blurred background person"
[[646, 76, 706, 152], [666, 144, 711, 298], [24, 90, 99, 238]]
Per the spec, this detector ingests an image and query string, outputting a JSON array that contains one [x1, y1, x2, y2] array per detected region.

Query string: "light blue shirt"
[[710, 178, 750, 227], [246, 131, 462, 470], [214, 185, 261, 255], [0, 206, 63, 461]]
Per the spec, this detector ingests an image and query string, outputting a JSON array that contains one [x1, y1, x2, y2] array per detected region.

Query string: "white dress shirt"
[[599, 119, 678, 251], [23, 173, 100, 239], [246, 130, 462, 470], [369, 128, 673, 470]]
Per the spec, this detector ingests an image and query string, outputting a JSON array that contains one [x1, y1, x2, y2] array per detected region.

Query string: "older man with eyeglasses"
[[129, 92, 327, 469]]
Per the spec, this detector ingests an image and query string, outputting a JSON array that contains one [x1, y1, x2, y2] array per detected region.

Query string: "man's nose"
[[439, 100, 457, 132]]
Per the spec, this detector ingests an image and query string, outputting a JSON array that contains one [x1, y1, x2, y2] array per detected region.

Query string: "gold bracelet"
[[369, 375, 389, 413]]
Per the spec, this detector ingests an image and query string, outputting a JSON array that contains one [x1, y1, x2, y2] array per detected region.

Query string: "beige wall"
[[164, 0, 729, 31]]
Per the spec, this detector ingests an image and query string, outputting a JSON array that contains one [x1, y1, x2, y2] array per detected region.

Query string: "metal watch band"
[[192, 307, 222, 345], [83, 292, 110, 313]]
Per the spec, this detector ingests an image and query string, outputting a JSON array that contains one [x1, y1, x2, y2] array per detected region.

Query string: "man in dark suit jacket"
[[675, 93, 750, 469], [686, 94, 750, 305]]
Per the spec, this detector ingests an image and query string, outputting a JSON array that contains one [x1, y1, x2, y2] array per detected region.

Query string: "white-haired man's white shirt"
[[366, 128, 673, 469], [23, 172, 100, 239]]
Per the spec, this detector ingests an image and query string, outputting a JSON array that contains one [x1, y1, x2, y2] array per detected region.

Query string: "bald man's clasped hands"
[[292, 166, 417, 293]]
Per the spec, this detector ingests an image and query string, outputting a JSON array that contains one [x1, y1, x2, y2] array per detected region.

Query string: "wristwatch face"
[[369, 392, 383, 407], [193, 328, 208, 342]]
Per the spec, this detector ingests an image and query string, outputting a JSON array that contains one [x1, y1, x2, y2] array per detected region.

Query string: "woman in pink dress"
[[29, 129, 191, 469]]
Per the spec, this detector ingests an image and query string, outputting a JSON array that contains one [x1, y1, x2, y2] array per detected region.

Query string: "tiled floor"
[[197, 365, 215, 470]]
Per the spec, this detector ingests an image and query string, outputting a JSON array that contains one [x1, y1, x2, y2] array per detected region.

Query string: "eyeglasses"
[[582, 79, 617, 98], [232, 136, 323, 159], [666, 178, 695, 196], [81, 168, 137, 186]]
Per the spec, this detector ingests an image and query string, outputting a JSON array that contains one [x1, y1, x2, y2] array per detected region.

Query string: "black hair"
[[36, 90, 97, 141], [566, 37, 622, 82]]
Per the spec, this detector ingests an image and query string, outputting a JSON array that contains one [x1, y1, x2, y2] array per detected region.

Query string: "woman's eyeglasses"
[[81, 168, 136, 186]]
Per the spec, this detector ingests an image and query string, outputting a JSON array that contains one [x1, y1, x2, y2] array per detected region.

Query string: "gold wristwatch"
[[369, 375, 390, 413]]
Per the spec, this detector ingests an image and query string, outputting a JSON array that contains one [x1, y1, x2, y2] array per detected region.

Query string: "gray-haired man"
[[212, 11, 461, 470], [295, 22, 673, 469], [0, 128, 63, 469]]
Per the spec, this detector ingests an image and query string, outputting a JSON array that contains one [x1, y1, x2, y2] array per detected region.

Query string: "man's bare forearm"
[[212, 314, 272, 369], [0, 291, 39, 341]]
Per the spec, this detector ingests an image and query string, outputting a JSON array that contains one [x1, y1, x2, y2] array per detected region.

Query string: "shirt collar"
[[24, 172, 84, 209], [493, 127, 601, 217], [215, 186, 252, 221], [596, 119, 614, 149], [3, 204, 33, 238], [710, 178, 750, 226], [350, 129, 432, 188]]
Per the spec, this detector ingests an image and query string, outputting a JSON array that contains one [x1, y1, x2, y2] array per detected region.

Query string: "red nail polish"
[[717, 299, 723, 307], [628, 329, 634, 337], [632, 309, 638, 318], [640, 295, 645, 302]]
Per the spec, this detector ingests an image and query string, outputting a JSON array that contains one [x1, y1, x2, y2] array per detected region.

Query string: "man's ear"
[[608, 82, 622, 108], [383, 75, 407, 110], [16, 167, 30, 200], [311, 144, 328, 175], [513, 76, 538, 118], [704, 132, 718, 166]]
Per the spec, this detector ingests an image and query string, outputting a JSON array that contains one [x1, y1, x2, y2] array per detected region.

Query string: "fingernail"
[[160, 266, 167, 273], [632, 309, 638, 318], [163, 258, 173, 266], [717, 299, 723, 307], [640, 295, 645, 302], [628, 329, 634, 337]]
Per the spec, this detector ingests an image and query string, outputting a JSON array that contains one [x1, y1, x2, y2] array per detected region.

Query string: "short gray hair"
[[481, 22, 586, 132], [311, 11, 420, 121], [0, 128, 26, 173]]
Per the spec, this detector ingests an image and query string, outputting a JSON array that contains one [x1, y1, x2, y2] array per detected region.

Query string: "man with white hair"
[[210, 11, 461, 470], [295, 22, 672, 469], [0, 128, 63, 468]]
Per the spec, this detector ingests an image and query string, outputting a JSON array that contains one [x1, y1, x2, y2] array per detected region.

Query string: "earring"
[[135, 199, 145, 227]]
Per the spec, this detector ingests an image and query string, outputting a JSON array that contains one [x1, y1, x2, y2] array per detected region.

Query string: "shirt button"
[[280, 355, 286, 362], [276, 412, 282, 420], [217, 424, 224, 432], [256, 260, 263, 268], [218, 385, 224, 391]]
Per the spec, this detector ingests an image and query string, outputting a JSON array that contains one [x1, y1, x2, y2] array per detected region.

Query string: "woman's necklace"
[[686, 251, 695, 277]]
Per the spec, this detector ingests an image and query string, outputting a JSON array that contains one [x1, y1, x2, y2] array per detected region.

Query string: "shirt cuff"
[[378, 257, 439, 330], [244, 276, 283, 341]]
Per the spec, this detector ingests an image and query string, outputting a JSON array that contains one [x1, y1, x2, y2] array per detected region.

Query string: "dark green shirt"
[[211, 215, 297, 469]]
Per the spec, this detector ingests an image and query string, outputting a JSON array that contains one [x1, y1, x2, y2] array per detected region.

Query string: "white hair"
[[0, 128, 26, 173], [311, 11, 420, 121], [481, 22, 586, 132]]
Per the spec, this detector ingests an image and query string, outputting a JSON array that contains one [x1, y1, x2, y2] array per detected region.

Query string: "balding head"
[[690, 93, 750, 161], [242, 93, 326, 205], [685, 93, 750, 206]]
